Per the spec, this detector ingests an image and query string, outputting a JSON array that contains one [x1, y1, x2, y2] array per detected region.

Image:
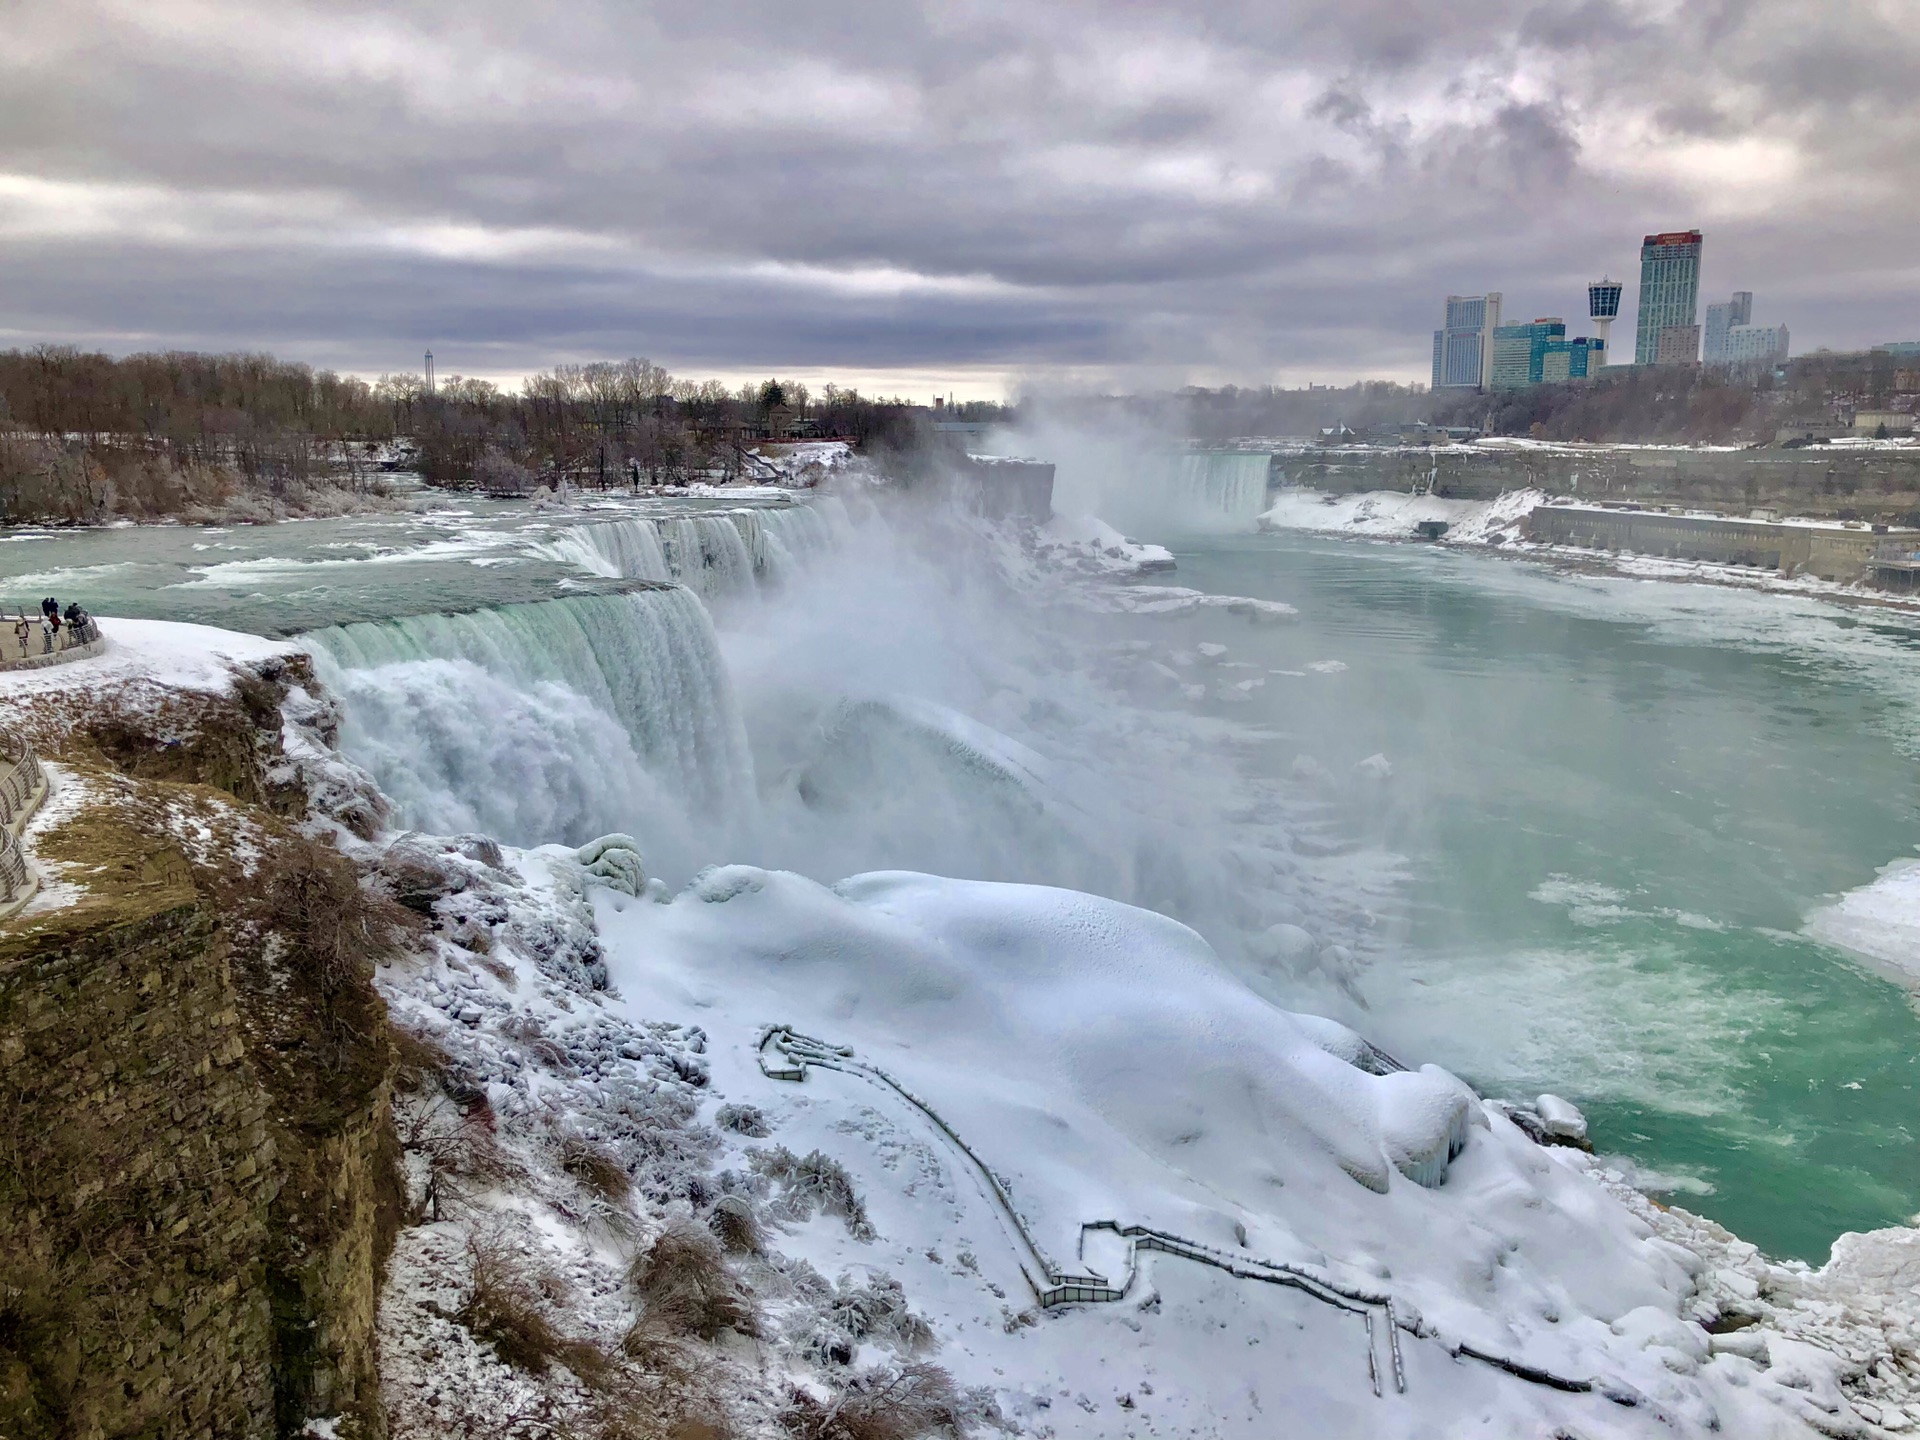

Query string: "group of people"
[[11, 597, 95, 659]]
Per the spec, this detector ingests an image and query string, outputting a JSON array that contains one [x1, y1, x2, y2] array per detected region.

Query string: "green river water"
[[1160, 530, 1920, 1261]]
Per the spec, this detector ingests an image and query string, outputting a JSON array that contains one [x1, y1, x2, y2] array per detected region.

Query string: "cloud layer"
[[3, 0, 1917, 389]]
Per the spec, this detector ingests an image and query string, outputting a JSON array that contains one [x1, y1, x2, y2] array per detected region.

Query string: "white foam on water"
[[1359, 940, 1786, 1118]]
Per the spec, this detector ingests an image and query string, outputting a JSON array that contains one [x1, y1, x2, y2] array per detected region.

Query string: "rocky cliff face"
[[0, 650, 406, 1440]]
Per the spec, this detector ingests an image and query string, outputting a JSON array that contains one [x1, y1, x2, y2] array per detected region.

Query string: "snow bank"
[[741, 440, 855, 488], [1035, 512, 1176, 577], [594, 865, 1839, 1434], [1258, 488, 1550, 545]]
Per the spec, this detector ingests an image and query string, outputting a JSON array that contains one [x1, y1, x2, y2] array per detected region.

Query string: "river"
[[1151, 528, 1920, 1262], [3, 491, 1915, 1263]]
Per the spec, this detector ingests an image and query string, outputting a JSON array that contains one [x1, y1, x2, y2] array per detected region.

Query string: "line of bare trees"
[[408, 361, 973, 492], [0, 346, 1004, 521]]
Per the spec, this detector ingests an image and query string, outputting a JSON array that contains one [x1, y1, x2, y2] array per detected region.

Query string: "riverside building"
[[1432, 293, 1503, 390], [1635, 230, 1704, 366]]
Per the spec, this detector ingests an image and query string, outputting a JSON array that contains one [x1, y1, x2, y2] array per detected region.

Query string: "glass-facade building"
[[1492, 319, 1605, 388], [1431, 293, 1503, 389], [1543, 336, 1606, 383], [1492, 320, 1565, 389], [1635, 230, 1704, 366]]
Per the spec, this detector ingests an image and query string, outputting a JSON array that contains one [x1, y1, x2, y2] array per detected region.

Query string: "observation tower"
[[1587, 279, 1623, 366]]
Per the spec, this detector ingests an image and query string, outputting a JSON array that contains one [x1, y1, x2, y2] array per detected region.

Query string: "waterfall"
[[306, 590, 754, 871], [536, 518, 671, 581], [1048, 448, 1275, 536], [1175, 452, 1274, 523], [538, 501, 848, 597], [758, 498, 848, 582]]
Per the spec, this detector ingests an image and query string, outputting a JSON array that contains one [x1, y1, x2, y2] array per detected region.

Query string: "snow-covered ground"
[[0, 615, 297, 697], [1257, 487, 1548, 545], [743, 440, 856, 488]]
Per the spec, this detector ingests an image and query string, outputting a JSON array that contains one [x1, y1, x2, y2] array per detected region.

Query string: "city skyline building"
[[1432, 292, 1503, 390], [1702, 291, 1790, 367], [1635, 230, 1704, 366], [1492, 318, 1565, 389], [1703, 291, 1752, 365], [1721, 322, 1790, 366], [1587, 279, 1622, 365], [1543, 335, 1606, 383], [1655, 324, 1703, 367], [1492, 318, 1606, 388]]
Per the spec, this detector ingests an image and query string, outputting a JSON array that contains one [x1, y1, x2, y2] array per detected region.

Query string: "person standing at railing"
[[39, 614, 53, 655], [12, 615, 27, 658]]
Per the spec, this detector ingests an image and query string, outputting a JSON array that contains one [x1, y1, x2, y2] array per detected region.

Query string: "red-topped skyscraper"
[[1634, 231, 1704, 366]]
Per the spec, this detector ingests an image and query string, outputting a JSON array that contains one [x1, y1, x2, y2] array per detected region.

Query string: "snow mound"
[[596, 865, 1810, 1427], [1035, 513, 1176, 577]]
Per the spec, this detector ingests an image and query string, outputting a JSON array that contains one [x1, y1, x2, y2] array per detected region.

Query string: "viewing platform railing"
[[0, 617, 104, 672], [0, 725, 46, 911]]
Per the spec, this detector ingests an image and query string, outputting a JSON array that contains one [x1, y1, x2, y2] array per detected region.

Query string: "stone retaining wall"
[[1522, 505, 1883, 581]]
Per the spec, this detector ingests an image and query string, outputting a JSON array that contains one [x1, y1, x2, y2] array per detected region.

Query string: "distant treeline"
[[1138, 371, 1771, 445], [1159, 349, 1910, 446], [0, 346, 1012, 524]]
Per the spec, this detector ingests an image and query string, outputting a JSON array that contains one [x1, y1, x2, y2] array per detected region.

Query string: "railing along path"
[[0, 617, 103, 671], [758, 1025, 1652, 1410], [0, 724, 45, 909]]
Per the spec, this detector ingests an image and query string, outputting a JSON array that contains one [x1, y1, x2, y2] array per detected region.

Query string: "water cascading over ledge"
[[535, 501, 849, 595], [305, 590, 755, 862]]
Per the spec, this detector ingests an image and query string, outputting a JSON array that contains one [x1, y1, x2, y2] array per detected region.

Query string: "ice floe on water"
[[1804, 856, 1920, 987]]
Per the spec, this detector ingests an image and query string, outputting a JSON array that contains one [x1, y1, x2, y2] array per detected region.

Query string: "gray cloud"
[[1, 0, 1917, 389]]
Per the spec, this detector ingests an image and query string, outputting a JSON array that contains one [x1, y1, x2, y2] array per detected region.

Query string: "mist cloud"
[[2, 0, 1916, 386]]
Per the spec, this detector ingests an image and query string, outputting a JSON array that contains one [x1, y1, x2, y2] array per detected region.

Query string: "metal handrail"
[[0, 825, 29, 906], [0, 726, 43, 909], [756, 1023, 1645, 1408], [1, 616, 102, 667], [0, 729, 44, 831]]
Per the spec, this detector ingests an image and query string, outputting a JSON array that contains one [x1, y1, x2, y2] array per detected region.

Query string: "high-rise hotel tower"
[[1634, 230, 1704, 366], [1431, 293, 1503, 390]]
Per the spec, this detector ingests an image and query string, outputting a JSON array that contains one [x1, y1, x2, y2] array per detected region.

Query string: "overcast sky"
[[3, 0, 1918, 397]]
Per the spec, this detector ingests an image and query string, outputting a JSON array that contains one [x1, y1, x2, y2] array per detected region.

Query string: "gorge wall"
[[1279, 444, 1920, 523], [0, 656, 402, 1440]]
